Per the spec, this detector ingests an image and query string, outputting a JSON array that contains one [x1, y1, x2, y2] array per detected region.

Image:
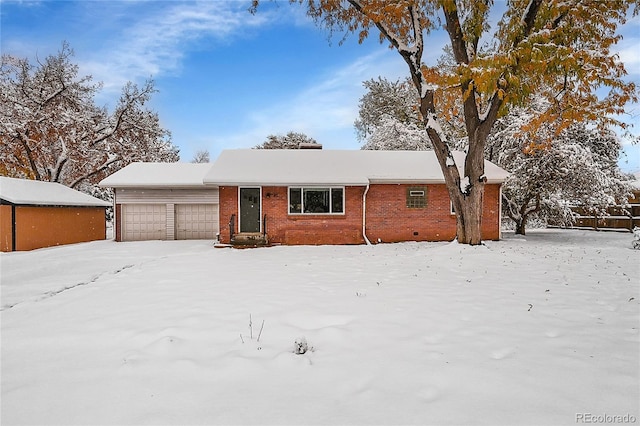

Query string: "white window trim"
[[450, 201, 456, 215], [288, 186, 345, 215]]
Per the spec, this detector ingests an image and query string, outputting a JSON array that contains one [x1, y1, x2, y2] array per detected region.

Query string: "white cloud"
[[614, 12, 640, 78], [613, 16, 640, 147], [82, 2, 271, 94], [212, 49, 407, 151]]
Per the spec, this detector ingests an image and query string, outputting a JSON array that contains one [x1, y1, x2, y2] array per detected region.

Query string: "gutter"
[[362, 183, 371, 245]]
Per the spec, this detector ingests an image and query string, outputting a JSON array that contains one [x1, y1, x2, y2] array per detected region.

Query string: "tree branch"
[[441, 2, 481, 143], [69, 154, 120, 189], [16, 131, 41, 180], [478, 0, 544, 135]]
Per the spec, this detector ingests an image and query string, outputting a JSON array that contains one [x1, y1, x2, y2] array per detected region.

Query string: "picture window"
[[289, 187, 344, 214]]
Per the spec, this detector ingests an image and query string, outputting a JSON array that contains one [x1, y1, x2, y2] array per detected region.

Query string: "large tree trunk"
[[421, 96, 487, 245], [516, 194, 540, 236], [446, 148, 486, 245], [452, 183, 485, 244]]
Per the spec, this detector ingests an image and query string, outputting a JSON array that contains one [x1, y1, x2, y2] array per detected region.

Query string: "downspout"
[[362, 183, 371, 245], [112, 189, 116, 241], [499, 184, 503, 240]]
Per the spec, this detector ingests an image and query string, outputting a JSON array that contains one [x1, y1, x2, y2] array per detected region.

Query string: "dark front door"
[[239, 188, 261, 233]]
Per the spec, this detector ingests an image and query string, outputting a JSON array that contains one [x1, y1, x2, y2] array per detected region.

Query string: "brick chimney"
[[298, 143, 322, 149]]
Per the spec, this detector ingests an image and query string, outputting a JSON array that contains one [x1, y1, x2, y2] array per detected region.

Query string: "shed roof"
[[99, 162, 212, 188], [0, 177, 111, 207], [203, 149, 509, 186]]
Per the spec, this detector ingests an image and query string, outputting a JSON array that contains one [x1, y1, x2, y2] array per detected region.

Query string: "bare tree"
[[0, 42, 179, 191], [191, 149, 210, 163]]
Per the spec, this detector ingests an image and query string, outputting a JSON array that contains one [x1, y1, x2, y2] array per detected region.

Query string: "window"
[[406, 186, 427, 208], [289, 187, 344, 214], [450, 201, 456, 215]]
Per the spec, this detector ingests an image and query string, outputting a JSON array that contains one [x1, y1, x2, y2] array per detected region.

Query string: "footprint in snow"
[[424, 351, 444, 360], [144, 335, 183, 356], [490, 347, 515, 360], [423, 334, 444, 344], [418, 386, 442, 402]]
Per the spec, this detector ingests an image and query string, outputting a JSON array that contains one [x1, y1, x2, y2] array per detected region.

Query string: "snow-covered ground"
[[1, 230, 638, 425]]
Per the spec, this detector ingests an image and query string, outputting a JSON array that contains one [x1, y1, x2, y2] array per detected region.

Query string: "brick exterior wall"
[[365, 184, 456, 243], [368, 183, 501, 242], [263, 186, 365, 245], [219, 186, 239, 244], [219, 183, 502, 245], [219, 186, 365, 245], [481, 184, 501, 241]]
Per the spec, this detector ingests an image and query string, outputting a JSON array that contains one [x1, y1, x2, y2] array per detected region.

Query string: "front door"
[[239, 187, 261, 233]]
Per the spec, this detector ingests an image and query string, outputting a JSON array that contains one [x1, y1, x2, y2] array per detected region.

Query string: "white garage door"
[[122, 204, 166, 241], [175, 204, 218, 240]]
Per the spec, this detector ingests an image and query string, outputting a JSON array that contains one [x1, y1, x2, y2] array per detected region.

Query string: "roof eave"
[[100, 183, 207, 189], [367, 178, 445, 184], [203, 180, 369, 187]]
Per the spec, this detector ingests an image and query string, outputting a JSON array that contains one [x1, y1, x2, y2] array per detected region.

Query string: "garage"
[[122, 204, 167, 241], [1, 176, 110, 251], [175, 204, 218, 240], [100, 163, 219, 242]]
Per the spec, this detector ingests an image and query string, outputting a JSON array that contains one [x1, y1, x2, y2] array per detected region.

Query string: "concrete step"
[[231, 233, 269, 247]]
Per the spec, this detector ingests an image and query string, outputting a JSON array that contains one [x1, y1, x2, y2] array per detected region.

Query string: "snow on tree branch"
[[0, 43, 179, 193]]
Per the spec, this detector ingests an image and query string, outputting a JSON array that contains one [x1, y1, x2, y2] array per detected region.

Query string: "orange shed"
[[0, 177, 111, 252]]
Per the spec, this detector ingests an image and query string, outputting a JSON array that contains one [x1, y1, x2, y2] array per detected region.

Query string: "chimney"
[[298, 143, 322, 150]]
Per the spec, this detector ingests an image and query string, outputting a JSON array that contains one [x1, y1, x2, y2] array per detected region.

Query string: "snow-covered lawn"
[[1, 230, 638, 425]]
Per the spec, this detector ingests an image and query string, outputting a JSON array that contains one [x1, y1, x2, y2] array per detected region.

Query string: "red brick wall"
[[262, 186, 365, 245], [481, 184, 501, 241], [218, 183, 502, 245], [219, 186, 365, 245], [365, 184, 456, 243], [219, 186, 239, 244], [366, 183, 502, 242]]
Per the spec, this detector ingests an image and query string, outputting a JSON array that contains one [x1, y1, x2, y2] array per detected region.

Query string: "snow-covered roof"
[[0, 177, 111, 207], [99, 162, 212, 188], [631, 172, 640, 190], [203, 150, 509, 186]]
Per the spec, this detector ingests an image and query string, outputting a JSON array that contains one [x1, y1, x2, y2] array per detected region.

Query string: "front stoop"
[[230, 232, 269, 248]]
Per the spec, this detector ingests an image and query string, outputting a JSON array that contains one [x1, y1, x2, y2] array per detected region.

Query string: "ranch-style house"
[[99, 149, 508, 246]]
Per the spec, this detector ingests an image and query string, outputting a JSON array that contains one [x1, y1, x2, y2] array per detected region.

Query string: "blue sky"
[[1, 1, 639, 171]]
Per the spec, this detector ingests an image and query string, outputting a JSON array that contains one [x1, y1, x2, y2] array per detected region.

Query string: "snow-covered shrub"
[[84, 184, 114, 222], [633, 227, 640, 250], [293, 337, 312, 355]]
